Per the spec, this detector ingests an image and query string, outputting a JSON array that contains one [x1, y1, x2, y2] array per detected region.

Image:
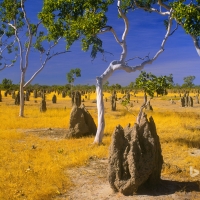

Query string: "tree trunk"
[[19, 72, 25, 117], [94, 77, 105, 143], [93, 62, 145, 144]]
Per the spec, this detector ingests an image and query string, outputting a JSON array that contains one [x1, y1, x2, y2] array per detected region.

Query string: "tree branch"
[[1, 39, 17, 53], [97, 1, 129, 63], [133, 0, 170, 16], [47, 50, 70, 60], [21, 0, 32, 73], [190, 35, 200, 56], [126, 54, 150, 63], [23, 50, 69, 88], [9, 20, 24, 72], [169, 22, 179, 36], [117, 0, 128, 62], [157, 0, 171, 11], [99, 26, 112, 34], [8, 23, 16, 30], [109, 28, 122, 45], [0, 54, 18, 71], [99, 11, 173, 84], [117, 0, 129, 41]]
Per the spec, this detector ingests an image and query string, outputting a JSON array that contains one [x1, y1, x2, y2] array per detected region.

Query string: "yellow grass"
[[0, 91, 200, 199]]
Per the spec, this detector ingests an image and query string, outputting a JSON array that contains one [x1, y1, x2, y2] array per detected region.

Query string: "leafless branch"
[[21, 0, 32, 72], [99, 26, 112, 34], [0, 54, 18, 71], [47, 50, 70, 60], [118, 0, 129, 42], [0, 30, 6, 42], [169, 22, 179, 36], [9, 19, 24, 72], [97, 1, 129, 63], [126, 54, 150, 63], [23, 36, 66, 87], [100, 50, 114, 62], [1, 39, 17, 54], [0, 65, 6, 71], [8, 23, 16, 30]]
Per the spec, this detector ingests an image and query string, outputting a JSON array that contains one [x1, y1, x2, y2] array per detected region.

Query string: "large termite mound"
[[108, 112, 163, 195], [66, 91, 97, 138]]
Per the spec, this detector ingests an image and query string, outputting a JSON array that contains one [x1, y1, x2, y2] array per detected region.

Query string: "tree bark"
[[94, 77, 105, 143], [19, 71, 25, 117]]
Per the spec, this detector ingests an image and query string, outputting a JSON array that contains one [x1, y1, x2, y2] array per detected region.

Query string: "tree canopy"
[[135, 71, 173, 97], [66, 68, 81, 84], [1, 78, 13, 90], [39, 0, 200, 58], [38, 0, 114, 59], [182, 75, 196, 88]]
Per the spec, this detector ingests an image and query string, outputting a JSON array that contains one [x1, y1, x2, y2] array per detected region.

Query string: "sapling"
[[135, 71, 173, 123]]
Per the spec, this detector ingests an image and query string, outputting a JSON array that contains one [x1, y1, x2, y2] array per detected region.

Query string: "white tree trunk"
[[19, 71, 25, 117], [94, 77, 105, 143], [93, 5, 173, 143], [93, 62, 145, 144]]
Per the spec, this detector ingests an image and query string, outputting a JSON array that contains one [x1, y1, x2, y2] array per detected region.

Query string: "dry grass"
[[0, 91, 200, 199]]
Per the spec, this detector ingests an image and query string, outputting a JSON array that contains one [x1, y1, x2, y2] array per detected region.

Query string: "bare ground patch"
[[54, 158, 200, 200], [18, 128, 68, 140]]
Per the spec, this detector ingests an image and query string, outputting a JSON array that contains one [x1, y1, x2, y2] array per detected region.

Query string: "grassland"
[[0, 91, 200, 199]]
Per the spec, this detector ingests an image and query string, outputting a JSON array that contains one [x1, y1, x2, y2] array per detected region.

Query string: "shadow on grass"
[[174, 137, 200, 149], [138, 179, 200, 196]]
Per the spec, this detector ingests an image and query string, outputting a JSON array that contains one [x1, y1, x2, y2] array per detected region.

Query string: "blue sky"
[[0, 1, 200, 86]]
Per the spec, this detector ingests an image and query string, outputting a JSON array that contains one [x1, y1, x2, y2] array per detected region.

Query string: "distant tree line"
[[0, 74, 199, 94]]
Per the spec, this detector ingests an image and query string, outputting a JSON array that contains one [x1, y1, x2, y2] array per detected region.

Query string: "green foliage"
[[1, 78, 13, 90], [110, 83, 122, 91], [121, 97, 130, 107], [182, 75, 195, 88], [128, 81, 136, 90], [33, 31, 46, 53], [171, 1, 200, 36], [135, 71, 173, 97], [103, 81, 109, 90], [66, 68, 81, 84], [38, 0, 114, 59]]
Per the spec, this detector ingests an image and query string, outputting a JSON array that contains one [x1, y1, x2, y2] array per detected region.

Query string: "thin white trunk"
[[94, 77, 105, 143], [19, 72, 25, 117]]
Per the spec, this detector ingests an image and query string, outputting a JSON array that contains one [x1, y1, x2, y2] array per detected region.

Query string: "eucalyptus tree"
[[1, 78, 13, 91], [135, 71, 173, 98], [0, 0, 69, 117], [40, 0, 200, 144], [103, 81, 109, 91], [182, 76, 196, 88], [66, 68, 81, 96]]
